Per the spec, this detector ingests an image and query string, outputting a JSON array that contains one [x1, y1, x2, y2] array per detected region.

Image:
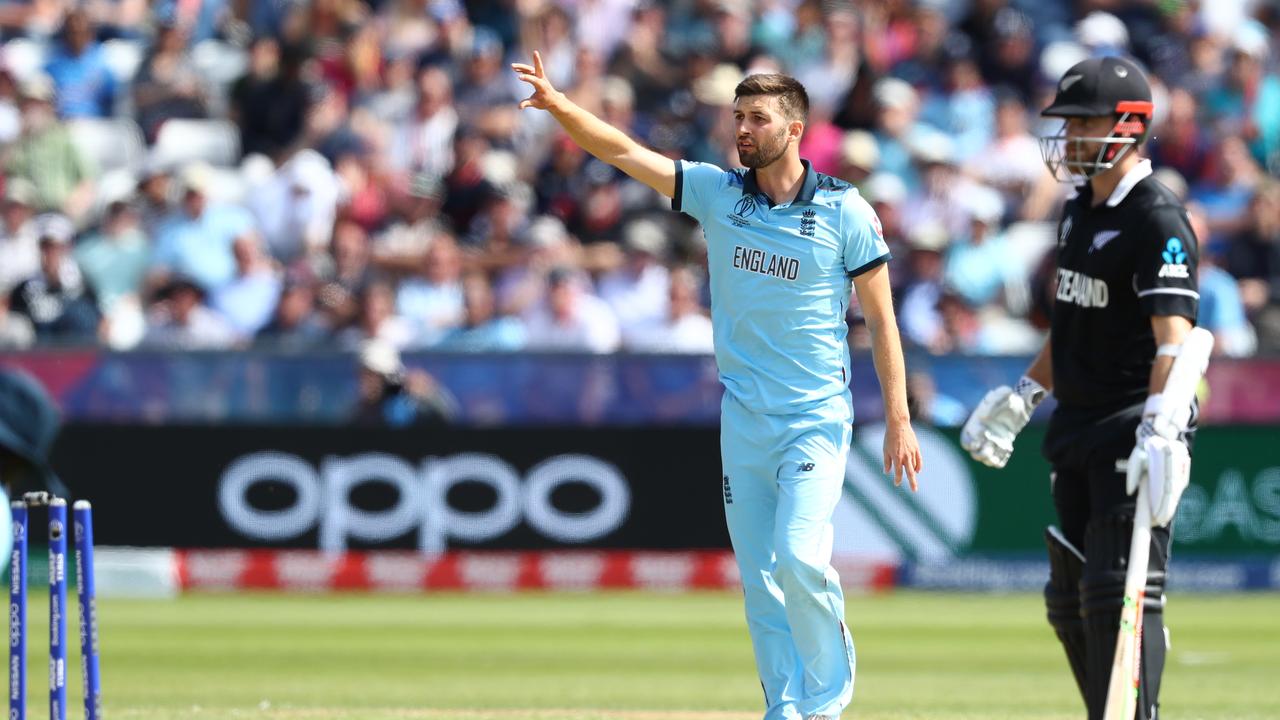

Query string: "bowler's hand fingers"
[[533, 49, 545, 77], [905, 451, 919, 492]]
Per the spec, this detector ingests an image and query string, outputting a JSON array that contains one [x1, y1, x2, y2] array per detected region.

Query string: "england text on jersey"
[[732, 245, 801, 281]]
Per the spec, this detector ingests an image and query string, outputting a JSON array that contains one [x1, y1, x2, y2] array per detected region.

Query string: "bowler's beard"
[[738, 126, 789, 169]]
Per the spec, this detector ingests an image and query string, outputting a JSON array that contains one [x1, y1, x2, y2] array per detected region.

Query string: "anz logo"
[[1158, 237, 1190, 279]]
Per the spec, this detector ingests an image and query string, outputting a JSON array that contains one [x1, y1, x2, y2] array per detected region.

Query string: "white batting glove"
[[1125, 394, 1192, 527], [960, 377, 1045, 469]]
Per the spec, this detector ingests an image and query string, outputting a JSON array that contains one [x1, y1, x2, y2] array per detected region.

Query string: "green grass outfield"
[[18, 590, 1279, 720]]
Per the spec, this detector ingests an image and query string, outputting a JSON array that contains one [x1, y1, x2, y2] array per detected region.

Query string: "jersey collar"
[[1103, 158, 1153, 207], [742, 159, 820, 206]]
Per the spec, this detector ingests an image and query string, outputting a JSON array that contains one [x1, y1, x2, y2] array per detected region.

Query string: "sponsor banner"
[[898, 556, 1280, 592], [174, 549, 897, 593], [53, 424, 728, 552], [50, 423, 1280, 559]]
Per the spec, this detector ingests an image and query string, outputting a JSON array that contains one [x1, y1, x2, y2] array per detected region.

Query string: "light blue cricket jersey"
[[674, 159, 890, 416]]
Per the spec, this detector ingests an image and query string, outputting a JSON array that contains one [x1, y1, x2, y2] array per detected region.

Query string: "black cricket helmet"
[[1039, 56, 1154, 181]]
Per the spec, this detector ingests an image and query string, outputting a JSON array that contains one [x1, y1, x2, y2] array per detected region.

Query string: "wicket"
[[8, 493, 101, 720]]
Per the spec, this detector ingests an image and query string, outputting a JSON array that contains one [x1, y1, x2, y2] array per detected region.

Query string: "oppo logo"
[[217, 452, 631, 552]]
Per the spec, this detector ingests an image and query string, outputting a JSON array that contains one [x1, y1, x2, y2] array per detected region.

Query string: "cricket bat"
[[1103, 327, 1213, 720]]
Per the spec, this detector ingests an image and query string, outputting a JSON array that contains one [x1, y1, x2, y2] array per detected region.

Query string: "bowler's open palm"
[[512, 51, 559, 111]]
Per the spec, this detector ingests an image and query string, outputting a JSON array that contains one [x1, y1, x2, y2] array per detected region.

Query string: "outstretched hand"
[[884, 420, 923, 492], [511, 50, 561, 111]]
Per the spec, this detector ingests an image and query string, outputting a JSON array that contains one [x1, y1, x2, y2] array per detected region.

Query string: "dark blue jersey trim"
[[848, 252, 892, 278], [671, 159, 684, 212]]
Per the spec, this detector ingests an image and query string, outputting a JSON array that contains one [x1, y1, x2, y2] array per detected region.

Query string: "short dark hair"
[[734, 74, 809, 123]]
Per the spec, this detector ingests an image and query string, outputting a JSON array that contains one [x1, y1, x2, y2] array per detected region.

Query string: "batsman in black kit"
[[961, 57, 1205, 720]]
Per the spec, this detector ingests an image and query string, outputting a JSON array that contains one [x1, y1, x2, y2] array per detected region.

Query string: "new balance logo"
[[798, 462, 815, 472]]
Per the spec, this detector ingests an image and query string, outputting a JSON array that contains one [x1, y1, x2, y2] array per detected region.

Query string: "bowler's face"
[[733, 96, 794, 170]]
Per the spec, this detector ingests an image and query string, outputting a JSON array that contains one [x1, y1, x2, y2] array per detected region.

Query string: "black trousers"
[[1044, 406, 1182, 720]]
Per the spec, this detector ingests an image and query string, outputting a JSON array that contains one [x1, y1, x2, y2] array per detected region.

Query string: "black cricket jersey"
[[1049, 161, 1199, 417]]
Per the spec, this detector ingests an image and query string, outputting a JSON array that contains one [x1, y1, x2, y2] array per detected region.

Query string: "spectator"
[[436, 272, 526, 352], [140, 275, 237, 350], [375, 173, 449, 273], [1148, 88, 1215, 188], [248, 149, 340, 265], [834, 130, 879, 188], [906, 368, 966, 427], [453, 26, 519, 139], [870, 77, 936, 192], [0, 68, 22, 145], [0, 179, 39, 294], [943, 187, 1011, 307], [897, 221, 950, 354], [497, 214, 582, 316], [524, 267, 620, 354], [919, 49, 995, 164], [210, 234, 282, 339], [1203, 21, 1280, 172], [900, 133, 972, 239], [8, 213, 101, 344], [73, 200, 146, 309], [5, 76, 97, 222], [974, 8, 1038, 101], [440, 127, 494, 236], [255, 273, 329, 351], [861, 172, 910, 289], [336, 278, 415, 350], [315, 218, 374, 332], [623, 265, 714, 354], [132, 20, 208, 140], [230, 37, 310, 161], [396, 232, 465, 347], [969, 91, 1044, 221], [1224, 181, 1280, 350], [387, 65, 458, 180], [0, 293, 34, 349], [133, 160, 175, 237], [1188, 206, 1257, 357], [149, 163, 257, 293], [793, 7, 861, 118], [598, 217, 670, 333], [352, 339, 456, 427], [332, 148, 388, 232], [43, 8, 117, 118], [605, 1, 679, 110]]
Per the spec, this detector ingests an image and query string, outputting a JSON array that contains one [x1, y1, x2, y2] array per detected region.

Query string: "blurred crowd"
[[0, 0, 1276, 360]]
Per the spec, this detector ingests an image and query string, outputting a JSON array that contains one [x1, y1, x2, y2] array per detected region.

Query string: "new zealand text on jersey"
[[1056, 268, 1109, 308], [733, 245, 800, 281]]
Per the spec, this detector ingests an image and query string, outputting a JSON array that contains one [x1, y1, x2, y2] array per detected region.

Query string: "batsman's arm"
[[513, 51, 675, 199], [1023, 335, 1053, 391], [854, 263, 922, 491], [1147, 315, 1193, 395]]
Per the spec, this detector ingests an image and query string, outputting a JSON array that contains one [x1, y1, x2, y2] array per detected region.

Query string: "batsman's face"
[[1062, 115, 1117, 163], [733, 96, 799, 169]]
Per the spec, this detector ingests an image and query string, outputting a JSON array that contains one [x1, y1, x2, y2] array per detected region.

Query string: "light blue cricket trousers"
[[721, 392, 856, 720]]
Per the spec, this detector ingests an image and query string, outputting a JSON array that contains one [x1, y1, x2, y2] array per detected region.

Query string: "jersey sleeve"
[[671, 160, 725, 223], [841, 191, 892, 277], [1134, 206, 1199, 320]]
